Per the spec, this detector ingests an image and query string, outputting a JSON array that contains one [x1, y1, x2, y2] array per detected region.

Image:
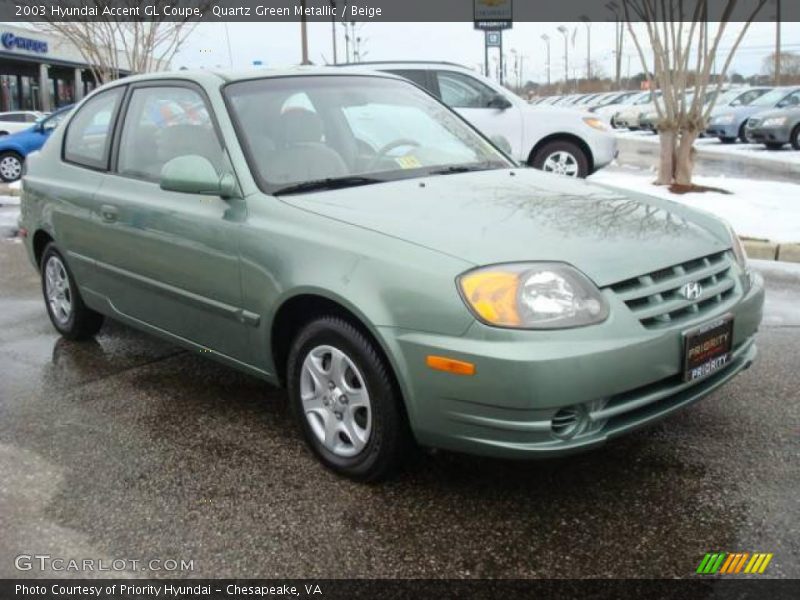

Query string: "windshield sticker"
[[395, 156, 422, 169]]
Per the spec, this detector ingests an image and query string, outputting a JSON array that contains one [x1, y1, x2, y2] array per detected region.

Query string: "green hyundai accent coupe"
[[19, 69, 764, 480]]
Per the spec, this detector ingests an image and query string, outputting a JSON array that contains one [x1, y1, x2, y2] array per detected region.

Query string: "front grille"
[[608, 251, 739, 329]]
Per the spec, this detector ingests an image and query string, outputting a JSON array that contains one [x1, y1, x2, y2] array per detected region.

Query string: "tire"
[[40, 243, 104, 340], [530, 140, 590, 178], [766, 142, 784, 151], [791, 125, 800, 151], [286, 316, 410, 481], [719, 136, 736, 144], [0, 151, 23, 183], [738, 122, 749, 144]]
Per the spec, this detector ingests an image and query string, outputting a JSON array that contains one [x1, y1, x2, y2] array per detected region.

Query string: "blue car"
[[0, 105, 73, 182]]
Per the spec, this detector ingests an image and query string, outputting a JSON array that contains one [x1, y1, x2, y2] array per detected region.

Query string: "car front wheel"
[[41, 243, 104, 340], [286, 316, 409, 481], [531, 140, 590, 178], [791, 125, 800, 151], [0, 151, 23, 182]]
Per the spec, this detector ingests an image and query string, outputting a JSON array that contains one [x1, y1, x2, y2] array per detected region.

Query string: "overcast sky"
[[174, 21, 799, 83]]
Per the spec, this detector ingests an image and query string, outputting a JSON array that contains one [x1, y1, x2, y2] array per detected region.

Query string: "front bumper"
[[584, 128, 617, 170], [379, 271, 764, 459], [746, 124, 792, 144], [705, 122, 739, 138]]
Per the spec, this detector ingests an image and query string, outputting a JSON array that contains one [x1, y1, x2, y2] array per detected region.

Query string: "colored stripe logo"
[[696, 552, 773, 574]]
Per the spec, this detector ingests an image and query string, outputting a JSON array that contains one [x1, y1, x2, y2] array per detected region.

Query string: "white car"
[[340, 62, 617, 178], [0, 111, 44, 136]]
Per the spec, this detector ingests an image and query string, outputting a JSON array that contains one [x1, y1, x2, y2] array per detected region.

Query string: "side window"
[[783, 91, 800, 107], [435, 71, 496, 109], [117, 86, 223, 182], [64, 88, 124, 169], [26, 113, 40, 123], [387, 70, 430, 92], [2, 113, 24, 122]]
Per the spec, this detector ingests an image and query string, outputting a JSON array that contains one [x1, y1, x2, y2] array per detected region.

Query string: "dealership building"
[[1, 25, 132, 113]]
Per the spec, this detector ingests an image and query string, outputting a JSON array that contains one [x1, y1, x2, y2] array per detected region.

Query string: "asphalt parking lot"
[[0, 239, 798, 579]]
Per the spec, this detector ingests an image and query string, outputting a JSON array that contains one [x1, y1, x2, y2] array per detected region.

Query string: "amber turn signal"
[[426, 355, 476, 376]]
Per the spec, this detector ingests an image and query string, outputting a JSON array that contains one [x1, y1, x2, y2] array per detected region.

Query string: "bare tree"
[[762, 52, 800, 80], [621, 0, 766, 187], [32, 1, 206, 84]]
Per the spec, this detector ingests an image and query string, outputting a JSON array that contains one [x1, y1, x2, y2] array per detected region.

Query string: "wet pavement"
[[0, 240, 798, 579], [613, 134, 800, 183]]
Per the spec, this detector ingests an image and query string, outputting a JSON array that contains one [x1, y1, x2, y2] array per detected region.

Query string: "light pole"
[[774, 0, 782, 86], [557, 25, 569, 91], [329, 1, 338, 64], [606, 1, 623, 88], [580, 16, 591, 83], [541, 34, 551, 87], [300, 0, 310, 65]]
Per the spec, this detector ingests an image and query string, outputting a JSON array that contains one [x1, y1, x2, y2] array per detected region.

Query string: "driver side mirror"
[[160, 155, 238, 198], [487, 94, 512, 110]]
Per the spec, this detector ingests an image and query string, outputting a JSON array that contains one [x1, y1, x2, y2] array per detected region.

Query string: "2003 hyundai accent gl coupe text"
[[19, 69, 764, 480]]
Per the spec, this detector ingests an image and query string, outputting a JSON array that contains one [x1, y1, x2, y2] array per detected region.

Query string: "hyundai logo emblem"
[[680, 281, 703, 301]]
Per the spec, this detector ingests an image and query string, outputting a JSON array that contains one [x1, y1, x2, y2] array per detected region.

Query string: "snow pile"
[[589, 170, 800, 243]]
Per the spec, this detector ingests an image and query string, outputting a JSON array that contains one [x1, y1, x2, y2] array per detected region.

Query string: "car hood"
[[281, 169, 729, 287], [527, 104, 591, 117], [0, 126, 36, 143], [747, 107, 800, 121]]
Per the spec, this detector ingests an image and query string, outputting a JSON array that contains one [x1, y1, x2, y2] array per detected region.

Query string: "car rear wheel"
[[0, 151, 23, 182], [40, 243, 104, 340], [791, 125, 800, 151], [286, 316, 409, 481], [531, 140, 589, 178]]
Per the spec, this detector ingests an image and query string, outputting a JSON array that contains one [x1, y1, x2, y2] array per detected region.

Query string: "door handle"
[[100, 205, 119, 223]]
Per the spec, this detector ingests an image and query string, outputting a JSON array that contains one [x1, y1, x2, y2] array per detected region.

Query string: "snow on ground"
[[616, 130, 800, 166], [589, 169, 800, 243]]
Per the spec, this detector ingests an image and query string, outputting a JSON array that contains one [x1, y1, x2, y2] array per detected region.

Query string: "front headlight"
[[726, 224, 749, 271], [761, 116, 787, 127], [583, 117, 608, 131], [713, 114, 735, 125], [457, 263, 609, 329]]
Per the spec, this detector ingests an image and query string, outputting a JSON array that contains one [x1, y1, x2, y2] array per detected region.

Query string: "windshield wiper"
[[273, 176, 384, 196], [426, 163, 503, 176]]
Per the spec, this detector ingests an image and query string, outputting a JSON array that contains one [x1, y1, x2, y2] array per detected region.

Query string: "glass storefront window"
[[1, 75, 21, 111]]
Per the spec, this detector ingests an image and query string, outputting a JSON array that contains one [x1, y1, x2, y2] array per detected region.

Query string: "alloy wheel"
[[542, 151, 580, 177], [300, 345, 372, 457], [0, 155, 22, 181], [45, 255, 73, 326]]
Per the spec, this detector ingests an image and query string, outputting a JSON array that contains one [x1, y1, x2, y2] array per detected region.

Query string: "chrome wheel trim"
[[0, 155, 22, 181], [300, 344, 372, 458], [45, 255, 72, 326], [542, 151, 580, 177]]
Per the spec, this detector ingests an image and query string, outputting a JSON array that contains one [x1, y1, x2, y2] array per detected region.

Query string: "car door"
[[55, 87, 126, 291], [431, 70, 524, 159], [91, 82, 250, 362]]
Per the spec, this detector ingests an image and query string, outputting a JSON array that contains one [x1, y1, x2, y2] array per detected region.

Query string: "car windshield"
[[225, 75, 511, 194], [750, 88, 792, 107]]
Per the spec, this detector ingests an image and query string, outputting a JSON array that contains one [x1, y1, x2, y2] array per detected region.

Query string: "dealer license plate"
[[683, 316, 734, 382]]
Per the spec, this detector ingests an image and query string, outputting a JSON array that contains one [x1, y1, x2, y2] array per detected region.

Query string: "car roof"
[[96, 66, 407, 92]]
